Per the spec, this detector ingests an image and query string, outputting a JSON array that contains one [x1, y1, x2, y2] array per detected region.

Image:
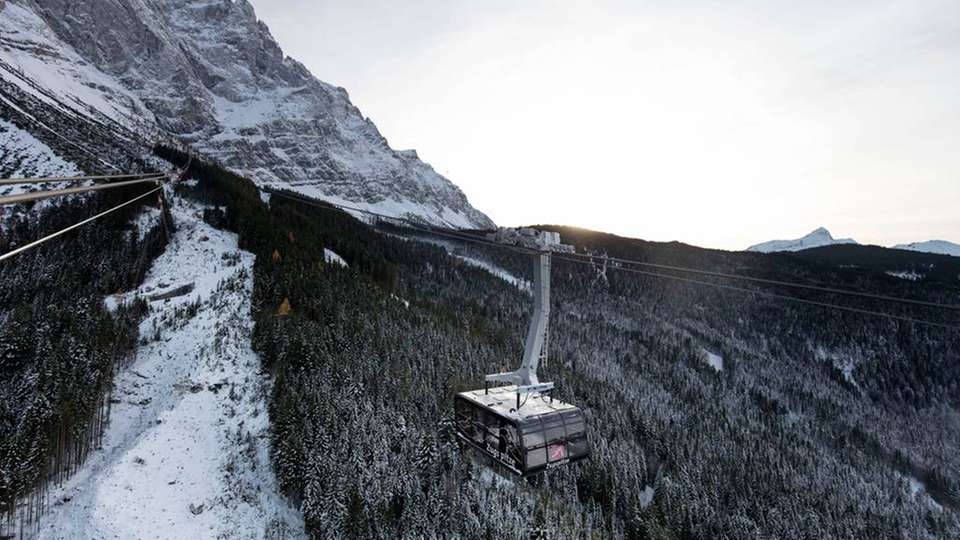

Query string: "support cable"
[[0, 172, 162, 186], [0, 176, 166, 206], [558, 252, 960, 311], [264, 187, 960, 314], [551, 254, 958, 331], [263, 188, 958, 329], [0, 186, 163, 263]]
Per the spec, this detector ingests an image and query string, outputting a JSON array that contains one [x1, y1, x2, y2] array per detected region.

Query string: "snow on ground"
[[901, 473, 944, 512], [276, 182, 483, 229], [702, 349, 724, 372], [453, 253, 531, 292], [377, 230, 531, 292], [478, 467, 516, 489], [637, 485, 656, 509], [0, 118, 80, 184], [0, 2, 154, 129], [323, 247, 347, 267], [37, 191, 304, 539], [885, 270, 923, 282], [834, 360, 857, 387], [0, 118, 86, 228], [210, 89, 310, 135], [893, 240, 960, 258], [813, 347, 860, 388], [127, 206, 161, 243]]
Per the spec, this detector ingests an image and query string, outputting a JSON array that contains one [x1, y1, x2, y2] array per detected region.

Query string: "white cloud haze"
[[249, 0, 960, 249]]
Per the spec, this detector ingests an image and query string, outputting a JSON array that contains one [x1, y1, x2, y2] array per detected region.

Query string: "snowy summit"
[[892, 240, 960, 258], [0, 0, 493, 229], [747, 227, 858, 253]]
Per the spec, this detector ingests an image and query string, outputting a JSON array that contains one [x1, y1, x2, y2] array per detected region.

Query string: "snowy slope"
[[0, 2, 154, 131], [0, 1, 160, 176], [36, 191, 304, 539], [0, 118, 84, 225], [453, 253, 531, 292], [323, 247, 348, 267], [5, 0, 493, 229], [886, 270, 923, 281], [748, 227, 858, 253], [397, 231, 532, 291], [892, 240, 960, 258], [0, 118, 78, 183], [702, 349, 724, 372]]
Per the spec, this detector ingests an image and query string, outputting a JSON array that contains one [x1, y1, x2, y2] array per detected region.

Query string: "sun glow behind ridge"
[[252, 0, 960, 249]]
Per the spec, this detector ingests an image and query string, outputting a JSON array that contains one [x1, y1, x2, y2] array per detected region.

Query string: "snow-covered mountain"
[[892, 240, 960, 258], [748, 227, 858, 253], [0, 0, 493, 229], [747, 227, 960, 258]]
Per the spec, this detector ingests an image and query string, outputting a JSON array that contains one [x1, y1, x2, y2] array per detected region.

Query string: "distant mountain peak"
[[748, 227, 858, 253], [893, 240, 960, 258]]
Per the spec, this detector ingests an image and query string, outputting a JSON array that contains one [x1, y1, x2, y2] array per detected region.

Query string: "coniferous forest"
[[1, 0, 958, 536], [161, 148, 959, 538], [0, 184, 169, 533], [1, 146, 958, 538]]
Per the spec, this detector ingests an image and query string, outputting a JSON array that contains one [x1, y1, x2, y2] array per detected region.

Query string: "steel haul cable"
[[0, 186, 164, 263], [266, 188, 959, 309], [0, 169, 167, 263], [551, 254, 959, 331], [560, 252, 960, 311], [0, 172, 162, 186], [0, 176, 166, 206]]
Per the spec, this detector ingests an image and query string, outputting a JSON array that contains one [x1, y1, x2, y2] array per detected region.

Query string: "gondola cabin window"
[[455, 385, 589, 477]]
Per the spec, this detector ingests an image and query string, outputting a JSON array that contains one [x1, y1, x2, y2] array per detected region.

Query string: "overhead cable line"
[[0, 186, 164, 264], [264, 187, 960, 315], [557, 252, 960, 311], [0, 176, 166, 206], [550, 254, 958, 331], [375, 208, 959, 329], [0, 172, 162, 186], [272, 183, 955, 329], [372, 209, 959, 329]]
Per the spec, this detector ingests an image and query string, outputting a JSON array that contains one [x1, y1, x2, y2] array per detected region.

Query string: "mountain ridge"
[[749, 227, 960, 258], [892, 240, 960, 258], [748, 227, 858, 253], [0, 0, 493, 228]]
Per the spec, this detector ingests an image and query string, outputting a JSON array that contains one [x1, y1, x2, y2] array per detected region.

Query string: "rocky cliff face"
[[2, 0, 493, 228]]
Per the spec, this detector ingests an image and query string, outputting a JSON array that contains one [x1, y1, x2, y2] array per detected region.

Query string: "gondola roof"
[[457, 385, 578, 422]]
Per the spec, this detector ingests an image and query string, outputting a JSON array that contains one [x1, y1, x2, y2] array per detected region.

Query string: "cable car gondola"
[[454, 242, 589, 476], [455, 385, 588, 476]]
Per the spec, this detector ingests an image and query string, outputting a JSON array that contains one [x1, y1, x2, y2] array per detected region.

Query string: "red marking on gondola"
[[548, 442, 566, 461]]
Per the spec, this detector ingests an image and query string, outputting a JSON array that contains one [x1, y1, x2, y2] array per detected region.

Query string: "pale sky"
[[249, 0, 960, 250]]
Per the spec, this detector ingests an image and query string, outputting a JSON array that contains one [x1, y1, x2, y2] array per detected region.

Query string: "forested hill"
[[544, 225, 960, 291], [166, 148, 959, 537], [0, 181, 169, 535], [792, 243, 960, 284], [2, 144, 958, 537]]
